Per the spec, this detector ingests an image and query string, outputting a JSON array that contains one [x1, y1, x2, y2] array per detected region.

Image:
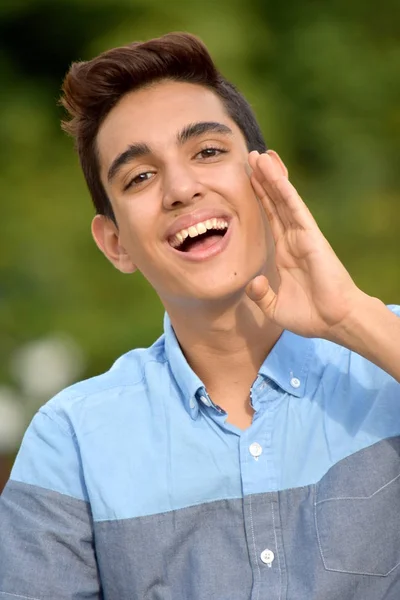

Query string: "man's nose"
[[162, 161, 204, 210]]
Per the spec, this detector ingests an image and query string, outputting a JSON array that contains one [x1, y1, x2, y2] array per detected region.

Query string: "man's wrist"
[[327, 291, 400, 381], [328, 291, 383, 350]]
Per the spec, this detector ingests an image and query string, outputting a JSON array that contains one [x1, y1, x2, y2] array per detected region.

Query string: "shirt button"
[[260, 549, 275, 565], [189, 397, 196, 409], [200, 395, 211, 406], [249, 442, 262, 458], [290, 377, 301, 389]]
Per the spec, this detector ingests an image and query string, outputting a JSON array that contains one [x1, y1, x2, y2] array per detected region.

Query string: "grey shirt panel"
[[0, 481, 102, 600]]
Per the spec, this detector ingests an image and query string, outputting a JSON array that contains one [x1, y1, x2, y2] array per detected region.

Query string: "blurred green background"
[[1, 0, 399, 488]]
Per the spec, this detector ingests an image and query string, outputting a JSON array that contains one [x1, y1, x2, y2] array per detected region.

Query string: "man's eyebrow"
[[177, 121, 233, 145], [107, 143, 150, 184], [107, 122, 232, 184]]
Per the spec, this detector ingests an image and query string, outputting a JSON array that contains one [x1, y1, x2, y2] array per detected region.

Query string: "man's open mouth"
[[168, 218, 229, 253]]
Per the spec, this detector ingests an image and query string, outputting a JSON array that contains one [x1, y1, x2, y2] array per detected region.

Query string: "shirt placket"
[[240, 382, 287, 600]]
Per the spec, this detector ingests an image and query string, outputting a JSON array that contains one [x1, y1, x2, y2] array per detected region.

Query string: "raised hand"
[[246, 150, 363, 339]]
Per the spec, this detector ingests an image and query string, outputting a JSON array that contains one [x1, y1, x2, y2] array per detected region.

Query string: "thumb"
[[246, 275, 277, 318]]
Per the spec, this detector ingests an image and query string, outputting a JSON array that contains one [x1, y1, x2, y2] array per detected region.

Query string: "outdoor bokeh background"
[[1, 0, 399, 489]]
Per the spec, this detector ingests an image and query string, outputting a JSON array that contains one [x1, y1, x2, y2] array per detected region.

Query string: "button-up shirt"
[[1, 308, 400, 600]]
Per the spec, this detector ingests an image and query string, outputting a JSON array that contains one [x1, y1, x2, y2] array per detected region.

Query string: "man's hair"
[[60, 32, 267, 222]]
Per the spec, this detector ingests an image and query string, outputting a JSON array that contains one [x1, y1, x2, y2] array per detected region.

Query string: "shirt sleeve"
[[0, 407, 103, 600]]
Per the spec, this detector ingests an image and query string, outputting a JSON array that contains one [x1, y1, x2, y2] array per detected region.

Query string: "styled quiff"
[[60, 32, 266, 221]]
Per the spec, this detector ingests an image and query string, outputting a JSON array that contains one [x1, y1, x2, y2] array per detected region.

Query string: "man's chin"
[[163, 276, 253, 311]]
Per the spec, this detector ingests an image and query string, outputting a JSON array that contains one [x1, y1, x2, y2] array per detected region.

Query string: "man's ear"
[[267, 150, 289, 178], [91, 214, 137, 274]]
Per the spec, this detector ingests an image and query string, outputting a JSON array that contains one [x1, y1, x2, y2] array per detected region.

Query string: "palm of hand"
[[248, 151, 360, 338]]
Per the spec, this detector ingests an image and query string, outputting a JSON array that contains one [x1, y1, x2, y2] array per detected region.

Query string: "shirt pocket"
[[314, 437, 400, 576]]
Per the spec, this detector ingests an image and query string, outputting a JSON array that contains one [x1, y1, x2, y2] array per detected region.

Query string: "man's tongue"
[[185, 233, 222, 253]]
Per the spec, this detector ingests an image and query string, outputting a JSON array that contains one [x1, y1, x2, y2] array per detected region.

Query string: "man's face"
[[95, 80, 273, 307]]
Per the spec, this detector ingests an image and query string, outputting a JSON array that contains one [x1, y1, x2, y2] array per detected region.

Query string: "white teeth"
[[170, 218, 229, 248]]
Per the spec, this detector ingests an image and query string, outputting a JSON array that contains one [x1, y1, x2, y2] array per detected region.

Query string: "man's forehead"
[[97, 80, 234, 163]]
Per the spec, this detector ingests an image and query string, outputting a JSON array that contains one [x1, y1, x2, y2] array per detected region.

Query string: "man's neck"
[[167, 293, 283, 412]]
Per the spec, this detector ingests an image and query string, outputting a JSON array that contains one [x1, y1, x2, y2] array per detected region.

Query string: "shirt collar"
[[163, 313, 315, 419], [163, 313, 204, 419], [258, 329, 314, 398]]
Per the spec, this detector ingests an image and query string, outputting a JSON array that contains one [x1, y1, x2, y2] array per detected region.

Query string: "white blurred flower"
[[0, 386, 25, 452], [10, 334, 85, 399]]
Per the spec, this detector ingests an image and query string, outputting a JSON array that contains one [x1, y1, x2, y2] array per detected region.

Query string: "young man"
[[1, 33, 399, 600]]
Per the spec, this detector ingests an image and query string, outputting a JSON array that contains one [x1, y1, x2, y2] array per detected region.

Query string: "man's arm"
[[328, 295, 400, 382], [246, 150, 400, 382], [0, 408, 102, 599]]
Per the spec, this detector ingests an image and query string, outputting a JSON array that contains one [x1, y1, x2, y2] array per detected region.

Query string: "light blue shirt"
[[1, 307, 400, 600]]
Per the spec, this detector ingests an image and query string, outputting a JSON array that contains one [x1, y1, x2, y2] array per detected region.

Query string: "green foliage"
[[1, 0, 399, 408]]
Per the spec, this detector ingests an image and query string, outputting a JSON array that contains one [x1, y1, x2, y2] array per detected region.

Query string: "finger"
[[250, 173, 285, 240], [267, 150, 288, 178], [246, 275, 277, 319], [256, 154, 316, 231], [249, 151, 287, 195], [274, 176, 318, 231], [248, 150, 260, 173], [254, 154, 294, 229], [248, 150, 285, 239], [254, 152, 286, 187]]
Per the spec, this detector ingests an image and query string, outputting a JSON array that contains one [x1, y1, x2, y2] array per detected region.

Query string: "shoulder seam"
[[51, 358, 168, 406], [38, 406, 74, 437]]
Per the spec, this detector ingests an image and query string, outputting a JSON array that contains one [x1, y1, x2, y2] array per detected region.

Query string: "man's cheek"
[[215, 162, 252, 193]]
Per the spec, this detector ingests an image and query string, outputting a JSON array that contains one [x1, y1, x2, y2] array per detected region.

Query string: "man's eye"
[[196, 147, 227, 159], [125, 171, 153, 190]]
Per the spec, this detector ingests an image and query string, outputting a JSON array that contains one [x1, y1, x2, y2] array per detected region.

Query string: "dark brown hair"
[[60, 32, 267, 222]]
